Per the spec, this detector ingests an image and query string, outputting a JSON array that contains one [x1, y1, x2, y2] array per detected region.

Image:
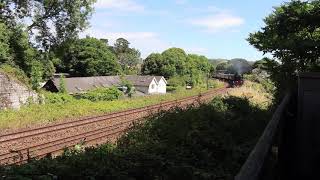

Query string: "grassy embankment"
[[0, 80, 274, 179], [0, 80, 224, 130]]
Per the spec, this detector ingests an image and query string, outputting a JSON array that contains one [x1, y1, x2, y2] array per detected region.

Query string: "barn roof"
[[52, 76, 121, 93], [48, 75, 166, 94]]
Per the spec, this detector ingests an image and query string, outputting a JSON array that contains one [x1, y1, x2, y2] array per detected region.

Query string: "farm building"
[[43, 75, 167, 94], [0, 72, 38, 109]]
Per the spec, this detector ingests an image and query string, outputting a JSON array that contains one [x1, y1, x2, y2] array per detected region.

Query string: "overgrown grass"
[[0, 95, 271, 179], [227, 81, 273, 110], [0, 80, 224, 130]]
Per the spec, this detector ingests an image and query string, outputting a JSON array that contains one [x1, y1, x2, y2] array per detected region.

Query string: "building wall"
[[157, 78, 167, 94], [0, 73, 38, 109], [148, 79, 158, 94]]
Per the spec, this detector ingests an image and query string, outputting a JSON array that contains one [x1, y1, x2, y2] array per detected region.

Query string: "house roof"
[[125, 75, 157, 87], [154, 76, 167, 84], [49, 75, 166, 94]]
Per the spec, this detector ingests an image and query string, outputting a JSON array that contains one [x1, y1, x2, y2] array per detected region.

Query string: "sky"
[[81, 0, 286, 60]]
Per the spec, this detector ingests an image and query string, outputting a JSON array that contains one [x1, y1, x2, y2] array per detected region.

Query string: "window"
[[151, 84, 155, 89]]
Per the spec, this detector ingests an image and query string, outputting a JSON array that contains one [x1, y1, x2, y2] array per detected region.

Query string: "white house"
[[155, 76, 167, 94]]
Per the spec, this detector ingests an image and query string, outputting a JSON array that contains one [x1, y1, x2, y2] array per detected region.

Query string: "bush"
[[76, 87, 123, 102], [167, 76, 188, 87], [44, 92, 75, 104]]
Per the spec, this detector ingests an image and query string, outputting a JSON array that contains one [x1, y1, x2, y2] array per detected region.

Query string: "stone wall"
[[0, 72, 38, 109]]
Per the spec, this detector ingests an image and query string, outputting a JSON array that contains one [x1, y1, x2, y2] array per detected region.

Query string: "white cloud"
[[188, 12, 244, 32], [95, 0, 144, 12]]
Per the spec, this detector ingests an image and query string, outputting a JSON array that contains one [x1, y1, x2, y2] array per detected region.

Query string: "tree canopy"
[[58, 37, 122, 77], [248, 0, 320, 93], [142, 48, 212, 86], [1, 0, 96, 50]]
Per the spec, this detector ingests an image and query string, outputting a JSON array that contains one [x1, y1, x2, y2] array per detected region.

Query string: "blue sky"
[[81, 0, 286, 60]]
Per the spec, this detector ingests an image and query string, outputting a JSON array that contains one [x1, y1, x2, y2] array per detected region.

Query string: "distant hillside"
[[208, 59, 228, 66]]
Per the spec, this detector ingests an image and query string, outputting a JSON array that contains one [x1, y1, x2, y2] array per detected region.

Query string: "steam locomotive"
[[212, 71, 244, 87]]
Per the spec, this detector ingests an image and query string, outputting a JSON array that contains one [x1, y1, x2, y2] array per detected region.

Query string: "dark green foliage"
[[0, 96, 271, 179], [247, 0, 320, 98], [76, 87, 123, 102], [113, 38, 141, 74], [141, 53, 163, 75], [30, 61, 44, 91], [1, 0, 96, 50], [142, 48, 212, 87], [58, 37, 122, 76]]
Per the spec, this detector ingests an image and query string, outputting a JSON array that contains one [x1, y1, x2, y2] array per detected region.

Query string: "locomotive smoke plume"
[[230, 60, 252, 75]]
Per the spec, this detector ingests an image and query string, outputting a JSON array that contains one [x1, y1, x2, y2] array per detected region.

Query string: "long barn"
[[43, 75, 167, 94]]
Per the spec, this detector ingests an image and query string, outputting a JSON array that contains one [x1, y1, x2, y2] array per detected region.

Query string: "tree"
[[0, 23, 11, 64], [113, 38, 141, 74], [1, 0, 96, 50], [30, 61, 43, 91], [247, 0, 320, 94], [216, 62, 229, 71], [161, 48, 188, 77], [114, 38, 130, 54], [60, 37, 122, 76], [141, 53, 163, 75]]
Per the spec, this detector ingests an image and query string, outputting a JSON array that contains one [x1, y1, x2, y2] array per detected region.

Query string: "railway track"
[[0, 87, 227, 165]]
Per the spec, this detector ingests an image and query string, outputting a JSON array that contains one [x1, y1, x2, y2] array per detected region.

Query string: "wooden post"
[[295, 73, 320, 179]]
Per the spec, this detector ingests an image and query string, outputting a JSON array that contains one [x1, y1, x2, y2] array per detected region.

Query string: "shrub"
[[76, 87, 123, 102], [167, 75, 187, 87], [44, 92, 75, 104]]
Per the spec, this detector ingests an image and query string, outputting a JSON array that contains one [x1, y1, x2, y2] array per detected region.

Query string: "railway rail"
[[0, 87, 227, 165]]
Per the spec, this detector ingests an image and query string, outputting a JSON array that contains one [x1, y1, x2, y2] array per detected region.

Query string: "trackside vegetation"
[[0, 80, 224, 130], [0, 92, 272, 179]]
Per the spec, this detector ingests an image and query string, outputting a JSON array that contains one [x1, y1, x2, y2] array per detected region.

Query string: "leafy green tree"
[[1, 0, 96, 50], [60, 37, 122, 76], [30, 61, 44, 91], [114, 38, 130, 54], [113, 38, 141, 74], [216, 62, 229, 71], [0, 23, 11, 64], [253, 58, 269, 70], [161, 48, 188, 77], [0, 22, 54, 80], [248, 0, 320, 95], [141, 53, 163, 75]]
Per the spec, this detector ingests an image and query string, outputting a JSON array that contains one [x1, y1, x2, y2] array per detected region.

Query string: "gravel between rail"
[[0, 87, 227, 165]]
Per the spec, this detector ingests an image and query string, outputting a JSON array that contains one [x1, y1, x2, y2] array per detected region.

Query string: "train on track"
[[212, 71, 244, 87]]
